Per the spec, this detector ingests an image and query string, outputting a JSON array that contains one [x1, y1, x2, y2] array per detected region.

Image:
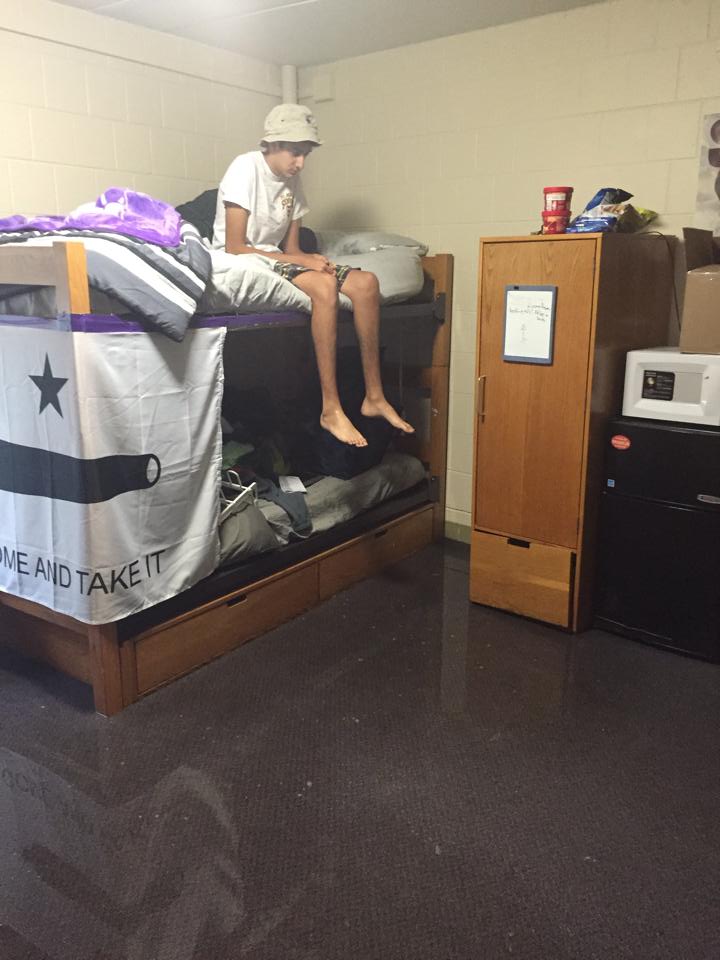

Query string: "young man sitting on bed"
[[212, 103, 413, 448]]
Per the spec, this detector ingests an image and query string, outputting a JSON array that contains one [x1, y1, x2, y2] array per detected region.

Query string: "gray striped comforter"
[[0, 221, 211, 341]]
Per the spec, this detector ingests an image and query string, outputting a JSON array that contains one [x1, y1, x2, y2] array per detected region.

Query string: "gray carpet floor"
[[0, 541, 719, 960]]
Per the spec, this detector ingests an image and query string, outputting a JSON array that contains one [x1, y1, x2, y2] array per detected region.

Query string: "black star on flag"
[[30, 354, 68, 417]]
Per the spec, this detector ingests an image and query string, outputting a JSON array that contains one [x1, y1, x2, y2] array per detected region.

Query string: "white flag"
[[0, 322, 225, 623]]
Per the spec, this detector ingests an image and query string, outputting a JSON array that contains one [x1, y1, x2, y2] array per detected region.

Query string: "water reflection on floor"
[[1, 542, 719, 960]]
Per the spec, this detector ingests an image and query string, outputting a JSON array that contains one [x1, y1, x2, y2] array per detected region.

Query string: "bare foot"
[[321, 410, 368, 446], [361, 397, 414, 433]]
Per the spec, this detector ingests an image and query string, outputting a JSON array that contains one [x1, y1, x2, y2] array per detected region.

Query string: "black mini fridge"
[[596, 416, 720, 661]]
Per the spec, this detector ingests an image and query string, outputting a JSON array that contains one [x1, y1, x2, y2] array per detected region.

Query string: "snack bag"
[[566, 188, 633, 233], [615, 205, 658, 233]]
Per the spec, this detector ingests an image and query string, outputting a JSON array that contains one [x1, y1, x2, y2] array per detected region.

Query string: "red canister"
[[543, 186, 573, 212], [541, 209, 570, 234]]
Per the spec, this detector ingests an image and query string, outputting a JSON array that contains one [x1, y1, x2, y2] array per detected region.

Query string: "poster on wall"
[[695, 113, 720, 234]]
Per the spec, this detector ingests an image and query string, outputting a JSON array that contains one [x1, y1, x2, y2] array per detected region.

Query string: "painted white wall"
[[0, 0, 281, 215], [298, 0, 720, 539]]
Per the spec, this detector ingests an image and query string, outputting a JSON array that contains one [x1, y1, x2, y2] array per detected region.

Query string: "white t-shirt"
[[212, 150, 309, 252]]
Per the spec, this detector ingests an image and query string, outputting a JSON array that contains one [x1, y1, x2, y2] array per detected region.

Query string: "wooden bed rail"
[[0, 241, 90, 313]]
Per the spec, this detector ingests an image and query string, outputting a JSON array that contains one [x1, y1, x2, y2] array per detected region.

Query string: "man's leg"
[[341, 270, 414, 434], [290, 270, 367, 446]]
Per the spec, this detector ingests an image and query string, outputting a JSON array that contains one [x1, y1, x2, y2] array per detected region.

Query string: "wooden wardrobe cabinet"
[[470, 233, 672, 631]]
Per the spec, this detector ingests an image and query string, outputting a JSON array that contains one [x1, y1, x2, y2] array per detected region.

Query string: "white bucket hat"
[[262, 103, 322, 146]]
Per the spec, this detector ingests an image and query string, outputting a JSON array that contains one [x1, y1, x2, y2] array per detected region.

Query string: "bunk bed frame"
[[0, 243, 453, 715]]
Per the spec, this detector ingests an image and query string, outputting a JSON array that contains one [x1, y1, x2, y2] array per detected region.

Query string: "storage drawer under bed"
[[134, 563, 319, 694], [129, 504, 435, 696], [318, 505, 434, 598]]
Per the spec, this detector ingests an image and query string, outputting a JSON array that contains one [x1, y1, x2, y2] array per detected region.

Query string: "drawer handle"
[[507, 537, 530, 548], [227, 592, 248, 607]]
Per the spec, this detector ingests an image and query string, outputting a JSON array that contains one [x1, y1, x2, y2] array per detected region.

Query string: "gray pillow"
[[337, 248, 424, 304], [316, 230, 428, 258]]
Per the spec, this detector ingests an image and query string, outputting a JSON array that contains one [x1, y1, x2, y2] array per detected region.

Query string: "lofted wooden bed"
[[0, 242, 453, 715]]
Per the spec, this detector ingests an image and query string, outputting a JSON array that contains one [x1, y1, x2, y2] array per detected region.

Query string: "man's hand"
[[296, 253, 335, 274]]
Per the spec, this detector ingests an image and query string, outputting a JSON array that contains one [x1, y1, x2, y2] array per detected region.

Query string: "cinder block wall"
[[2, 0, 717, 539], [0, 0, 280, 215], [298, 0, 720, 539]]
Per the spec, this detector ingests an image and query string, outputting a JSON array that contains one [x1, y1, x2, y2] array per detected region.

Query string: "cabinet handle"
[[475, 375, 487, 422]]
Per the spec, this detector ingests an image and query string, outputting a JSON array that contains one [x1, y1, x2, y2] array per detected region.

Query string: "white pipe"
[[281, 64, 298, 103]]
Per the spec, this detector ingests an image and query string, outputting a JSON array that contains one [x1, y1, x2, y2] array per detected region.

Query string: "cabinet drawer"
[[470, 529, 574, 627], [318, 506, 433, 599], [135, 564, 319, 693]]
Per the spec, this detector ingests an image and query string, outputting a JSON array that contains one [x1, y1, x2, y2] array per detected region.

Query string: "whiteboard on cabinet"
[[503, 285, 557, 365]]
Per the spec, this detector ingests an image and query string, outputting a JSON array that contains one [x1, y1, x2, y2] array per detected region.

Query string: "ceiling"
[[51, 0, 603, 68]]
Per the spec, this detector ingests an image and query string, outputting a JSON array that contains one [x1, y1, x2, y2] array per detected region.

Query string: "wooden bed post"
[[87, 624, 125, 716], [52, 241, 90, 314], [421, 254, 454, 541]]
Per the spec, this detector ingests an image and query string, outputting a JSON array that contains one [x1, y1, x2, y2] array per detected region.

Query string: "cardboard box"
[[680, 228, 720, 354]]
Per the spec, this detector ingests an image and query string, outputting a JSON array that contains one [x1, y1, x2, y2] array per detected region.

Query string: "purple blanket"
[[0, 188, 182, 247]]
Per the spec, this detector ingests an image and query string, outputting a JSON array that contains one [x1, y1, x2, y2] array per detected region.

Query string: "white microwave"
[[623, 347, 720, 426]]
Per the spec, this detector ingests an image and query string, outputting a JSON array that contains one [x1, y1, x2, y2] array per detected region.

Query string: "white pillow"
[[316, 230, 428, 258]]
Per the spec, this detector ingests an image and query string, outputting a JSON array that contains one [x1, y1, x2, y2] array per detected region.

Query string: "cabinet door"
[[474, 238, 597, 548]]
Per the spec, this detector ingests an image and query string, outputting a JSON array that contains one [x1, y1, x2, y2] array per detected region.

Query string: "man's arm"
[[225, 203, 253, 255], [282, 218, 303, 256], [281, 218, 333, 272], [224, 203, 331, 272]]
